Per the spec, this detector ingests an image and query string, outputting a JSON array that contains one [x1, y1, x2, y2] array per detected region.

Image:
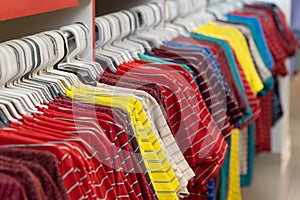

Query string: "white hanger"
[[19, 36, 61, 98], [27, 35, 66, 95], [110, 12, 143, 58], [0, 43, 38, 115], [206, 0, 237, 19], [74, 24, 104, 75], [7, 39, 50, 104], [0, 44, 30, 119], [130, 4, 163, 47], [17, 38, 55, 103], [103, 15, 134, 62], [1, 41, 41, 111], [5, 40, 45, 106], [167, 0, 216, 33], [148, 3, 178, 38], [170, 0, 198, 31], [121, 10, 152, 52], [59, 24, 99, 83], [97, 11, 146, 63], [95, 16, 124, 70], [165, 1, 190, 36], [41, 30, 81, 88], [225, 0, 244, 9], [186, 0, 217, 25], [130, 3, 172, 48], [95, 18, 121, 72], [35, 33, 75, 91], [95, 7, 163, 72]]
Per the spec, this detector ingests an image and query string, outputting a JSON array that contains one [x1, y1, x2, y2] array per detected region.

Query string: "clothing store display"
[[0, 1, 298, 200]]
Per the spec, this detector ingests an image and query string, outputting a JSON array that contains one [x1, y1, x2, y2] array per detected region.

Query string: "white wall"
[[259, 0, 292, 172]]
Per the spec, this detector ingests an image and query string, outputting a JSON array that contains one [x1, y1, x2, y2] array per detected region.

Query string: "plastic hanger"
[[148, 4, 178, 38], [112, 11, 146, 56], [224, 0, 244, 9], [0, 104, 20, 123], [39, 31, 81, 89], [137, 5, 172, 47], [95, 17, 124, 71], [109, 12, 140, 59], [1, 41, 41, 111], [129, 4, 163, 47], [59, 24, 100, 84], [23, 36, 62, 97], [95, 20, 118, 73], [165, 1, 190, 36], [99, 15, 133, 61], [6, 40, 46, 105], [9, 35, 54, 102], [61, 24, 103, 85], [121, 10, 152, 52], [168, 0, 216, 32], [37, 33, 75, 91], [67, 26, 104, 85], [60, 25, 98, 80], [130, 3, 170, 48], [8, 36, 57, 106], [74, 24, 104, 75], [169, 0, 198, 32], [101, 15, 134, 62], [0, 45, 29, 119], [41, 31, 80, 88], [0, 43, 38, 115], [0, 109, 9, 126], [17, 38, 56, 102], [186, 0, 217, 25], [0, 46, 19, 123], [63, 24, 102, 75], [27, 35, 66, 96], [97, 11, 144, 62], [206, 0, 236, 20]]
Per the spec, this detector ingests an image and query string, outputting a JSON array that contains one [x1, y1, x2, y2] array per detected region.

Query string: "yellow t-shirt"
[[227, 128, 242, 200]]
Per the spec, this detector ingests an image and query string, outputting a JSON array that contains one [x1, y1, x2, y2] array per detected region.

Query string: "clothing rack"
[[0, 0, 296, 200]]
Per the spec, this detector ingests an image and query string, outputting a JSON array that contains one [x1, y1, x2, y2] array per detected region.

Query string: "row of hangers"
[[95, 3, 172, 72], [0, 0, 256, 124], [94, 0, 256, 71], [0, 24, 102, 124]]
